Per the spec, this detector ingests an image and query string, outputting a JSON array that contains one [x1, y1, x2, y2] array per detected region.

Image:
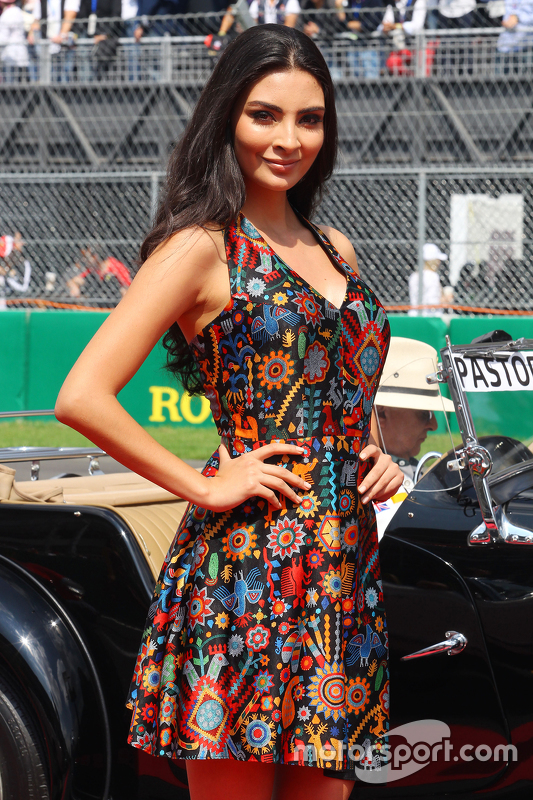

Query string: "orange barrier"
[[6, 298, 113, 311], [6, 298, 533, 316], [385, 304, 533, 316]]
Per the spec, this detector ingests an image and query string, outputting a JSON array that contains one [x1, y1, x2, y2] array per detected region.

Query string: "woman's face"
[[232, 68, 325, 194]]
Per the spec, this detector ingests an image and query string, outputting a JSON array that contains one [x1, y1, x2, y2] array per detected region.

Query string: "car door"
[[356, 492, 511, 798]]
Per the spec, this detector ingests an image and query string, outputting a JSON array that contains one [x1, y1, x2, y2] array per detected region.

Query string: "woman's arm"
[[359, 433, 404, 504], [56, 226, 308, 512]]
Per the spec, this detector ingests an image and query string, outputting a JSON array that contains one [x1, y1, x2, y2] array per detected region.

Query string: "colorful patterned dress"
[[127, 212, 391, 774]]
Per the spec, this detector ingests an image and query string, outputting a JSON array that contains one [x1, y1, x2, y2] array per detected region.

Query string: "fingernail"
[[362, 496, 370, 504], [296, 447, 306, 453], [359, 484, 366, 493], [303, 482, 311, 489]]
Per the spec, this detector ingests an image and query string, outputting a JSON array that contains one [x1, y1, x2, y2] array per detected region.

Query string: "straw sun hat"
[[375, 337, 455, 412]]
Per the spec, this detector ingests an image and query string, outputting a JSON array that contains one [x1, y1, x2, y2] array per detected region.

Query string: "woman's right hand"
[[203, 442, 311, 512]]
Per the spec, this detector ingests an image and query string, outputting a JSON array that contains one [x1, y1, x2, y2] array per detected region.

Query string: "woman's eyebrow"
[[246, 101, 325, 114]]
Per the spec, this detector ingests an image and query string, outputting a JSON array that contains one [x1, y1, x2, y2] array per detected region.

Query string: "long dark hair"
[[145, 24, 338, 394]]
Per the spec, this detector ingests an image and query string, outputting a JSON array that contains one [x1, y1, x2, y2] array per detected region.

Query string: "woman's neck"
[[241, 186, 300, 243]]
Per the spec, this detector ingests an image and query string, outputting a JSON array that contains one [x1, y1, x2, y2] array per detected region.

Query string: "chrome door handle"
[[401, 630, 467, 661]]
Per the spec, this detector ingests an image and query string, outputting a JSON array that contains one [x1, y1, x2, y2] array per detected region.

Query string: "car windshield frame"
[[439, 336, 533, 546]]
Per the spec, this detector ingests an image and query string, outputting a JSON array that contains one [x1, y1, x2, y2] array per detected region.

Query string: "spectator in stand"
[[408, 242, 448, 315], [0, 231, 23, 260], [344, 0, 402, 78], [248, 0, 300, 27], [66, 247, 132, 302], [497, 0, 533, 69], [301, 0, 363, 78], [301, 0, 346, 38], [29, 0, 80, 82], [203, 1, 251, 56], [122, 0, 138, 41], [78, 0, 122, 80], [454, 261, 486, 309], [134, 0, 186, 42], [122, 0, 140, 79], [425, 0, 439, 28], [0, 232, 31, 310], [0, 0, 29, 82], [435, 0, 476, 28], [99, 255, 132, 295], [381, 0, 427, 39]]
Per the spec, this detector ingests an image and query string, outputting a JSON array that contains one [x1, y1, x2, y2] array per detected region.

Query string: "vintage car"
[[0, 332, 532, 799]]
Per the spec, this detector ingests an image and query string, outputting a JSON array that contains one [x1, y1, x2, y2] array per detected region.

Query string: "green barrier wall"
[[387, 315, 449, 353], [0, 310, 27, 412], [2, 311, 533, 436], [2, 310, 213, 428]]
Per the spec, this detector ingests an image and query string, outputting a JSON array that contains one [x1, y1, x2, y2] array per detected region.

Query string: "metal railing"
[[1, 4, 532, 85], [3, 24, 533, 85]]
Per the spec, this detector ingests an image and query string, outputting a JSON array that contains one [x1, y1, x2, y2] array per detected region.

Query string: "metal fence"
[[1, 168, 532, 313], [6, 24, 533, 86], [2, 8, 532, 314]]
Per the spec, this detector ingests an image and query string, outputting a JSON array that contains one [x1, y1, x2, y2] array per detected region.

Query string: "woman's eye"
[[252, 111, 274, 122], [300, 114, 322, 125]]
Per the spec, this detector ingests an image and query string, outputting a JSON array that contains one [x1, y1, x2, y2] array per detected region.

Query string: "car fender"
[[0, 555, 111, 800]]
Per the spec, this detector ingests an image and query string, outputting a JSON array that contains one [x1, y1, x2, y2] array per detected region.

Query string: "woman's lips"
[[262, 157, 300, 170]]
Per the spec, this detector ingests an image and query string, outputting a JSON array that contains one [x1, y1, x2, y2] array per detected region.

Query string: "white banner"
[[449, 194, 524, 286], [453, 352, 533, 392]]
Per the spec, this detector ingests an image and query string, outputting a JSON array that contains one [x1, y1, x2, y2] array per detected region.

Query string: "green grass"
[[420, 432, 463, 457], [0, 420, 221, 461], [0, 421, 463, 462]]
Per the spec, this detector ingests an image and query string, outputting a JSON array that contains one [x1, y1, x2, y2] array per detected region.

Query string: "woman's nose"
[[274, 120, 299, 150]]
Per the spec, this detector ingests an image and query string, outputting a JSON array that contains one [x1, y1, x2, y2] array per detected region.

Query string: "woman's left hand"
[[358, 444, 404, 504]]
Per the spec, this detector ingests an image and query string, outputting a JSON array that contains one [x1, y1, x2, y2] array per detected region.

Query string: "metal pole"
[[415, 31, 424, 79], [161, 34, 172, 83], [416, 170, 427, 314], [150, 173, 159, 224]]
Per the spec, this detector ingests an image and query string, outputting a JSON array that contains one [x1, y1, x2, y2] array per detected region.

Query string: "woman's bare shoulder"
[[317, 224, 359, 275], [111, 224, 227, 339], [145, 224, 226, 277]]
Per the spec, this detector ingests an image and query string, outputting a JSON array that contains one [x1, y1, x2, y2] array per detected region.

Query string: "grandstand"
[[1, 7, 532, 311]]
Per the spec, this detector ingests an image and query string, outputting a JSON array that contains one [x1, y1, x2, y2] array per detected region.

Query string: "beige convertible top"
[[0, 464, 189, 579]]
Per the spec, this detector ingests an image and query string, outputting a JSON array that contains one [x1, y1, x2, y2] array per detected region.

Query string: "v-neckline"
[[240, 212, 350, 312]]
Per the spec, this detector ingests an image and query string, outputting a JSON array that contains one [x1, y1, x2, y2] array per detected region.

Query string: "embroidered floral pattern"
[[127, 212, 390, 771]]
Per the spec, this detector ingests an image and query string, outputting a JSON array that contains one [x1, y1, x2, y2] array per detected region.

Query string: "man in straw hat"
[[372, 337, 455, 489]]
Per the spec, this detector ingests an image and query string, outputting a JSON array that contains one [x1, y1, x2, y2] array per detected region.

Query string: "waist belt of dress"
[[220, 434, 364, 461]]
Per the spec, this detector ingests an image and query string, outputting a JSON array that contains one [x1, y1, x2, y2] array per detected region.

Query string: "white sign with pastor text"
[[453, 352, 533, 392]]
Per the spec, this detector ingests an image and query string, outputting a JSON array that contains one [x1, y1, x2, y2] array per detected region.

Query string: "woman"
[[56, 24, 402, 800]]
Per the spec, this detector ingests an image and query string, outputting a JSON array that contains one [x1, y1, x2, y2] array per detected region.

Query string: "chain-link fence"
[[1, 168, 532, 313]]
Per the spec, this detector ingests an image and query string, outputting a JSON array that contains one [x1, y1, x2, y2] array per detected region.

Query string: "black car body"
[[0, 335, 532, 799]]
